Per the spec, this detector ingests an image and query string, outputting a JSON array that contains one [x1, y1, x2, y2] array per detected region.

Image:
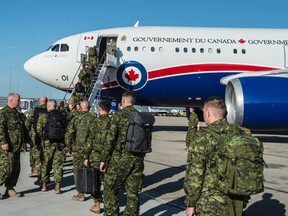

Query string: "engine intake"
[[225, 76, 288, 130]]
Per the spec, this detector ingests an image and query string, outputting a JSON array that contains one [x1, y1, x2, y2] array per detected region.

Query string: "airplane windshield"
[[51, 44, 60, 52]]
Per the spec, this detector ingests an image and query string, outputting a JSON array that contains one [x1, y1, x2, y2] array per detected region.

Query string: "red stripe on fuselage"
[[148, 64, 279, 79]]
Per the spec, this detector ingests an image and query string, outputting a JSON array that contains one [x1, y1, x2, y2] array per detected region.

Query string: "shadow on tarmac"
[[244, 193, 286, 216], [142, 165, 186, 215]]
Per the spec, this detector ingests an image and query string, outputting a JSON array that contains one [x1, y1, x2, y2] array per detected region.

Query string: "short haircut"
[[7, 92, 20, 100], [204, 96, 227, 118], [99, 100, 111, 112], [122, 91, 136, 105], [47, 99, 57, 109]]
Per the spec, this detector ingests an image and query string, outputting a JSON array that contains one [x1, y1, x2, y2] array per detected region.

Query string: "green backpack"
[[210, 130, 266, 196]]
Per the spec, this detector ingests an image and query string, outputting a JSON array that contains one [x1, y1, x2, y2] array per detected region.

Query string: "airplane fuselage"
[[24, 26, 288, 129]]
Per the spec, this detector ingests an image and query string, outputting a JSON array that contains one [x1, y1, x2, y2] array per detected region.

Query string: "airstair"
[[87, 53, 117, 113], [63, 46, 118, 114]]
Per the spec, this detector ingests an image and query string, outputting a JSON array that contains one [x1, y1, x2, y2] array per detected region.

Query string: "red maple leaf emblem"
[[238, 38, 246, 44], [125, 69, 139, 82]]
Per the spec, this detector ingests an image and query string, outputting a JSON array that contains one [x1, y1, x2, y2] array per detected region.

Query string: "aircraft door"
[[284, 45, 288, 68], [77, 33, 99, 62]]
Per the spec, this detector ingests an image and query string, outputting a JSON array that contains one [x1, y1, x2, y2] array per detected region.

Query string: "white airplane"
[[24, 25, 288, 130]]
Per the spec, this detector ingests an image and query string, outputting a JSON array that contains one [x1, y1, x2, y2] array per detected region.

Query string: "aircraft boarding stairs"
[[87, 53, 117, 113]]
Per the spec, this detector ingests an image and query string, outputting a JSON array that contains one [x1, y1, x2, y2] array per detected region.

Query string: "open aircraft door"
[[76, 33, 99, 63]]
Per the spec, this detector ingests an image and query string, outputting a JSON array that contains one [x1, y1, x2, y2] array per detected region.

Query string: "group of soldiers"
[[0, 90, 145, 215]]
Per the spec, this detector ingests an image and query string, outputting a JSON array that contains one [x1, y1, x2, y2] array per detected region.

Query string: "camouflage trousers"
[[72, 152, 86, 189], [29, 146, 42, 175], [103, 153, 144, 216], [0, 150, 21, 188], [41, 142, 66, 183], [196, 191, 229, 216]]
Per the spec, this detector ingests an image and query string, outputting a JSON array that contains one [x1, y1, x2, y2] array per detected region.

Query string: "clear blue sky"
[[1, 0, 288, 100]]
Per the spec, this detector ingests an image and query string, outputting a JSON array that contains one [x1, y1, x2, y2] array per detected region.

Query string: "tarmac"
[[1, 116, 287, 216]]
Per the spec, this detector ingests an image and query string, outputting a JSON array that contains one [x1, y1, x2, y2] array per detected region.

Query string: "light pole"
[[9, 67, 12, 93]]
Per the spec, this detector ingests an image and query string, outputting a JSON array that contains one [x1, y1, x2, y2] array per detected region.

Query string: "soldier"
[[78, 63, 93, 97], [184, 97, 244, 216], [25, 96, 47, 178], [74, 81, 86, 104], [107, 38, 117, 56], [100, 91, 144, 216], [37, 99, 68, 194], [84, 100, 111, 214], [65, 100, 97, 202], [185, 107, 199, 150], [0, 92, 30, 199]]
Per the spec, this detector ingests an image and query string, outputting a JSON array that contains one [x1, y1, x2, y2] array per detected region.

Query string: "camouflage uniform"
[[0, 106, 29, 188], [87, 114, 111, 202], [25, 105, 47, 176], [78, 64, 93, 96], [102, 106, 144, 216], [184, 119, 243, 216], [185, 111, 199, 148], [37, 110, 67, 183], [65, 111, 97, 187], [108, 40, 117, 56]]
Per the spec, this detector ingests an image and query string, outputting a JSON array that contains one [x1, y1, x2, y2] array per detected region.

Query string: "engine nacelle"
[[225, 76, 288, 130]]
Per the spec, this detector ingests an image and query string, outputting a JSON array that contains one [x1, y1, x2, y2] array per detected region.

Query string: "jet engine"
[[225, 76, 288, 130]]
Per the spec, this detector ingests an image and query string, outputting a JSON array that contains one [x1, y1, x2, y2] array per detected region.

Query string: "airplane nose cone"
[[24, 56, 40, 79], [24, 58, 34, 75]]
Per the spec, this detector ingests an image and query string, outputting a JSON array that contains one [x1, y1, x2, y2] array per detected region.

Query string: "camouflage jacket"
[[88, 114, 111, 168], [0, 106, 29, 152], [185, 112, 199, 145], [101, 106, 137, 163], [25, 105, 46, 145], [65, 111, 97, 158], [184, 119, 242, 207]]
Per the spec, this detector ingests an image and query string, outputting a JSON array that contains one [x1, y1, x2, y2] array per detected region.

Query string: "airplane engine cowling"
[[225, 76, 288, 130]]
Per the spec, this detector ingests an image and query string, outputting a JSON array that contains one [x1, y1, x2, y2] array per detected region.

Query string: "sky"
[[1, 0, 288, 100]]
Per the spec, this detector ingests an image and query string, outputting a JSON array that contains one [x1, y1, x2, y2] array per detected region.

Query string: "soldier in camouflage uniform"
[[185, 107, 199, 150], [37, 99, 68, 194], [184, 96, 244, 216], [25, 96, 47, 178], [107, 38, 117, 56], [65, 100, 97, 202], [78, 62, 93, 97], [100, 91, 144, 216], [84, 100, 111, 214], [0, 92, 30, 199]]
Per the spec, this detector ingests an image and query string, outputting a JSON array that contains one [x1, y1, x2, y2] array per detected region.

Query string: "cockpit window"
[[51, 44, 60, 52], [60, 44, 69, 52]]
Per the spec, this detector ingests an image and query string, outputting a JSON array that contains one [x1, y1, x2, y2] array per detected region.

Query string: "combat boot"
[[54, 182, 61, 194], [6, 188, 21, 198], [72, 192, 85, 201], [41, 182, 47, 192], [90, 201, 100, 214]]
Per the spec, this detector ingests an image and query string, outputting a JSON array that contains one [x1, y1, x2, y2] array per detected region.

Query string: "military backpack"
[[123, 110, 155, 154], [45, 110, 67, 141], [209, 129, 266, 196]]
